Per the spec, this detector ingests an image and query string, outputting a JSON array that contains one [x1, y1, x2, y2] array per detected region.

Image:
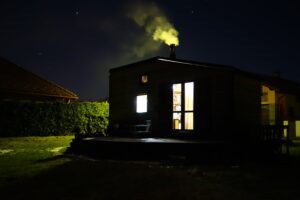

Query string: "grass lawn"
[[0, 136, 74, 187], [1, 136, 300, 200]]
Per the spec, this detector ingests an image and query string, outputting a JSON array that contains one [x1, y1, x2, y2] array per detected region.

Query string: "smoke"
[[125, 34, 162, 58], [127, 1, 179, 46], [91, 2, 180, 76]]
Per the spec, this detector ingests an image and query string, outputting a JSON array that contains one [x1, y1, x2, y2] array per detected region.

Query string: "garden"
[[1, 101, 300, 199], [1, 136, 300, 199]]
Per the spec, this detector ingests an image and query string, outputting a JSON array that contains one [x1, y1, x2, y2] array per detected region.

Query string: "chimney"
[[169, 44, 176, 59]]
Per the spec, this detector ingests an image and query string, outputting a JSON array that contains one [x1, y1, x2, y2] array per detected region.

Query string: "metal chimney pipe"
[[169, 44, 176, 59]]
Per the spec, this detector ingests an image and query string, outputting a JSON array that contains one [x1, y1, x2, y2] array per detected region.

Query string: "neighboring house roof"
[[0, 57, 79, 101], [111, 56, 300, 97], [260, 74, 300, 97]]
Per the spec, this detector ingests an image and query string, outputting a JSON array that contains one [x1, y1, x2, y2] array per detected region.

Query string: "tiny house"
[[109, 57, 263, 140]]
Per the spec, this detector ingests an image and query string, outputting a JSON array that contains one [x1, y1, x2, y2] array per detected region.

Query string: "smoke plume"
[[127, 2, 179, 46]]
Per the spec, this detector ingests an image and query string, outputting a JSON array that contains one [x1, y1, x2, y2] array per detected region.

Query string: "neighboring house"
[[109, 56, 300, 140], [261, 75, 300, 138], [0, 57, 78, 102]]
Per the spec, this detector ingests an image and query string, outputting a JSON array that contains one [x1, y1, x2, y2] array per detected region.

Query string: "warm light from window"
[[185, 82, 194, 111], [136, 95, 147, 113], [173, 83, 182, 111], [261, 85, 269, 102], [173, 113, 181, 130], [297, 121, 300, 137], [283, 121, 288, 137], [172, 82, 194, 131], [141, 75, 148, 84], [185, 112, 194, 130]]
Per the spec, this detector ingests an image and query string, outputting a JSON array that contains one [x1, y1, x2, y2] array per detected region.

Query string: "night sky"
[[0, 0, 299, 100]]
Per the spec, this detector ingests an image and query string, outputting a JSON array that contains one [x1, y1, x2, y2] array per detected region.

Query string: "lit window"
[[185, 112, 194, 130], [172, 82, 194, 131], [283, 121, 288, 137], [296, 121, 300, 137], [173, 113, 181, 130], [136, 95, 147, 113], [185, 82, 194, 111], [261, 86, 269, 102], [173, 84, 182, 111]]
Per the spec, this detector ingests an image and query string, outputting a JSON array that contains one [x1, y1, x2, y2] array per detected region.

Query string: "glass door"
[[172, 82, 194, 131]]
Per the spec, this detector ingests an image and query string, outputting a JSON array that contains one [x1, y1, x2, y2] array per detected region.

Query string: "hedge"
[[0, 101, 109, 137]]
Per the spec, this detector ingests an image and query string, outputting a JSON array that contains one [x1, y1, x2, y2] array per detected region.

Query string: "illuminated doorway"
[[172, 82, 194, 131]]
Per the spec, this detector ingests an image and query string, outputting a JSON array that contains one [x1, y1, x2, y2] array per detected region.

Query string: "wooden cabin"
[[109, 57, 263, 140]]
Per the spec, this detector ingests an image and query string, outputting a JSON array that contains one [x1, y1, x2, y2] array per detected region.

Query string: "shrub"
[[0, 101, 109, 137]]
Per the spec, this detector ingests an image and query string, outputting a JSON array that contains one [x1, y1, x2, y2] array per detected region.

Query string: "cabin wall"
[[208, 70, 235, 139], [233, 74, 261, 138], [109, 61, 214, 136], [109, 63, 153, 126], [109, 60, 261, 140], [149, 62, 216, 137], [109, 61, 176, 135], [147, 62, 237, 139], [131, 61, 235, 139]]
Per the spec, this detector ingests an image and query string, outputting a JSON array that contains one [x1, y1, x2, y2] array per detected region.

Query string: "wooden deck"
[[68, 137, 232, 162], [67, 136, 284, 162], [81, 137, 209, 144], [68, 125, 288, 162]]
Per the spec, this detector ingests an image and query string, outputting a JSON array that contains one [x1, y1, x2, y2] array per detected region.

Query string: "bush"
[[0, 101, 109, 137]]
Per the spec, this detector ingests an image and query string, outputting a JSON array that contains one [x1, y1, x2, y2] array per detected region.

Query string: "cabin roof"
[[110, 57, 237, 72], [110, 56, 300, 97], [0, 57, 79, 100]]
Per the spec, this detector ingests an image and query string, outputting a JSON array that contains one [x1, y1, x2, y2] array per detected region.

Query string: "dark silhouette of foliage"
[[0, 101, 109, 137]]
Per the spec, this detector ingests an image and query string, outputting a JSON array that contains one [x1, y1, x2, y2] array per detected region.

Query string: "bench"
[[132, 120, 151, 134]]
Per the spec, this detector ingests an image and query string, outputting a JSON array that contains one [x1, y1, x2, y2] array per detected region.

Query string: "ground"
[[0, 136, 300, 200]]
